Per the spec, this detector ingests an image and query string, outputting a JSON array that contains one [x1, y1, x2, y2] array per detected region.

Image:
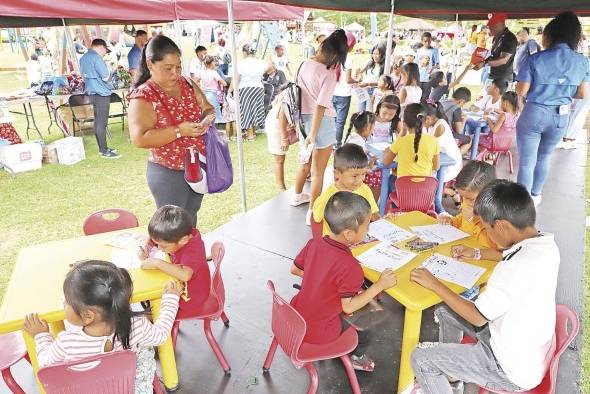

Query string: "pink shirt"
[[297, 60, 338, 118], [200, 69, 223, 92]]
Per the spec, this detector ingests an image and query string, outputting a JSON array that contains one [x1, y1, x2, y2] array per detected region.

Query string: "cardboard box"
[[50, 137, 86, 165], [0, 142, 42, 173]]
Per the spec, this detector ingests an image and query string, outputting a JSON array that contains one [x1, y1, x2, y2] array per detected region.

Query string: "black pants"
[[147, 161, 204, 226], [341, 316, 369, 357], [89, 94, 111, 153]]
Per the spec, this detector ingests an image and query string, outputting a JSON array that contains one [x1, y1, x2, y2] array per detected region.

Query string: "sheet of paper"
[[421, 254, 485, 289], [111, 248, 142, 270], [107, 232, 148, 250], [368, 219, 414, 244], [410, 224, 470, 244], [357, 242, 417, 272], [352, 87, 370, 102]]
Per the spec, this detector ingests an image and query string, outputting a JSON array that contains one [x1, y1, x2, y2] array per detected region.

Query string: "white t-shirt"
[[26, 60, 42, 85], [333, 57, 354, 97], [271, 54, 289, 73], [401, 85, 422, 107], [238, 57, 267, 89], [475, 94, 501, 113], [364, 64, 381, 83], [189, 58, 204, 77], [426, 119, 462, 182], [474, 233, 560, 390]]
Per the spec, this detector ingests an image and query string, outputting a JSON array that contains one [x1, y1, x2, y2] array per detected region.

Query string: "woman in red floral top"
[[128, 35, 215, 225]]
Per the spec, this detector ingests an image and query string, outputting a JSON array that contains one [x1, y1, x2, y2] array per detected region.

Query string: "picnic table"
[[352, 211, 498, 393], [0, 227, 179, 393]]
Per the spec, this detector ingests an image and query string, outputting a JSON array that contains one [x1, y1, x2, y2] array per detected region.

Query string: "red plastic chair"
[[0, 332, 29, 394], [170, 242, 231, 374], [387, 176, 438, 218], [476, 129, 515, 174], [82, 209, 139, 235], [463, 304, 579, 394], [262, 280, 361, 394]]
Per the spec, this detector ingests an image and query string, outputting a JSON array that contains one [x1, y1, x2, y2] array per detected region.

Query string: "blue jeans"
[[480, 66, 490, 85], [463, 119, 489, 159], [517, 103, 568, 196], [333, 95, 352, 147], [357, 87, 375, 112]]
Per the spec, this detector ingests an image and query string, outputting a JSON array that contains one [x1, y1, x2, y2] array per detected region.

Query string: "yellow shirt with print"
[[451, 214, 497, 249], [390, 133, 440, 178], [313, 183, 379, 235]]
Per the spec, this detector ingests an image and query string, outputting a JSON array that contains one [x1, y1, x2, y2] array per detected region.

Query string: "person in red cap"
[[475, 13, 517, 90]]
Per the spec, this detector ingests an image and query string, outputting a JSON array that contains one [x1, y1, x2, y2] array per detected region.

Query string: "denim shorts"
[[302, 114, 336, 149]]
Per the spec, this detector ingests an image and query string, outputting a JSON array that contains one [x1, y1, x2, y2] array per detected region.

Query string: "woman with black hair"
[[515, 11, 589, 206], [290, 29, 348, 225], [356, 44, 386, 111], [128, 35, 215, 226]]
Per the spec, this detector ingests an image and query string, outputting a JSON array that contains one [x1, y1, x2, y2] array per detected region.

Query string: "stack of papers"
[[368, 219, 414, 244], [357, 242, 417, 272], [107, 232, 148, 250], [421, 254, 485, 289], [410, 224, 470, 245]]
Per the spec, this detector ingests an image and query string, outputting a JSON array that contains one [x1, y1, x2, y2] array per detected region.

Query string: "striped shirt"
[[34, 294, 179, 368]]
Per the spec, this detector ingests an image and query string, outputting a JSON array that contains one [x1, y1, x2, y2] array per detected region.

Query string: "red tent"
[[0, 0, 304, 27]]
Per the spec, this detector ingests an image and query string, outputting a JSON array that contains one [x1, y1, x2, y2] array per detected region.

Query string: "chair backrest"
[[209, 242, 226, 318], [37, 350, 136, 394], [395, 176, 438, 213], [109, 93, 123, 104], [83, 209, 139, 236], [491, 127, 516, 152], [266, 280, 307, 368], [547, 304, 580, 389], [68, 94, 92, 108]]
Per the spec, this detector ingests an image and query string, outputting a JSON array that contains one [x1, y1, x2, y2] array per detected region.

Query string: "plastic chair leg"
[[2, 368, 25, 394], [221, 311, 230, 327], [203, 319, 231, 374], [507, 151, 514, 174], [153, 373, 165, 394], [304, 363, 319, 394], [171, 320, 180, 349], [262, 337, 279, 372], [340, 355, 362, 394]]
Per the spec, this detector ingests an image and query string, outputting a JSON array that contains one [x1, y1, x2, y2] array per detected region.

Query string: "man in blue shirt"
[[80, 38, 120, 158], [127, 30, 148, 79], [514, 28, 540, 76]]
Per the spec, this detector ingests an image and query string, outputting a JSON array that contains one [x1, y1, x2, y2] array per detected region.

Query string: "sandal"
[[350, 354, 375, 372]]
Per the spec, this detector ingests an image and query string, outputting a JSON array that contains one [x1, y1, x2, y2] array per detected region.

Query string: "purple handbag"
[[204, 126, 233, 193]]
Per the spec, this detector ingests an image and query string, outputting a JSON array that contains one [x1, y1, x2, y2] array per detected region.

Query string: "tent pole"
[[451, 13, 459, 93], [301, 10, 306, 59], [383, 0, 395, 74], [62, 19, 80, 73], [173, 19, 186, 71], [14, 28, 29, 62], [227, 0, 248, 213]]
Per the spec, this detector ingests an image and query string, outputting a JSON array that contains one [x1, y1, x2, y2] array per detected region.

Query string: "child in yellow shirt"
[[313, 144, 379, 235], [382, 103, 440, 177]]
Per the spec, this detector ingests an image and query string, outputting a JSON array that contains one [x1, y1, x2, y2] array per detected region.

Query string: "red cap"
[[487, 13, 508, 27]]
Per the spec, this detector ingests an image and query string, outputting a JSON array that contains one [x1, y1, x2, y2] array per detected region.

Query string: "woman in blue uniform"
[[515, 11, 589, 206]]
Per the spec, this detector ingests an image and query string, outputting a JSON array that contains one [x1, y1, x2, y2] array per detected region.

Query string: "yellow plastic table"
[[352, 211, 498, 393], [0, 227, 179, 393]]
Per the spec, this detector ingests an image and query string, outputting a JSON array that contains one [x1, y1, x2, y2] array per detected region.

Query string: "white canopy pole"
[[451, 13, 459, 92], [173, 19, 187, 71], [227, 0, 248, 212], [301, 10, 306, 59], [383, 0, 396, 75], [62, 19, 80, 73]]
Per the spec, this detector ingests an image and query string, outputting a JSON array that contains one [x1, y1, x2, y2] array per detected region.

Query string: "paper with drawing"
[[421, 254, 485, 289], [357, 242, 417, 272]]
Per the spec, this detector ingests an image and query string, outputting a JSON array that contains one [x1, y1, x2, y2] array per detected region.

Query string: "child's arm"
[[277, 108, 291, 152], [433, 123, 445, 138], [134, 282, 181, 347], [411, 269, 487, 327], [290, 242, 309, 278], [382, 148, 397, 165], [485, 112, 505, 133], [341, 269, 397, 314], [290, 264, 304, 277], [141, 258, 193, 282], [448, 64, 473, 90], [399, 87, 407, 104], [24, 313, 67, 368], [432, 153, 440, 171], [451, 245, 503, 262]]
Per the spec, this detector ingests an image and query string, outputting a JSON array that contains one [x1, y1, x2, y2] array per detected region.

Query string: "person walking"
[[80, 38, 120, 158], [128, 30, 149, 79]]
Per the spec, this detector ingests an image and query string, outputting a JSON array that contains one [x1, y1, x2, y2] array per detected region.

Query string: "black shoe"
[[100, 150, 121, 159], [107, 147, 118, 154]]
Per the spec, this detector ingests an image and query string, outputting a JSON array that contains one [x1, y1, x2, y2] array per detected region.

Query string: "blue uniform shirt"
[[128, 44, 142, 70], [80, 49, 112, 96], [517, 43, 590, 106]]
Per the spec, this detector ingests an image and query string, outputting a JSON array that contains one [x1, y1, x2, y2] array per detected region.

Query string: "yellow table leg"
[[49, 321, 65, 335], [397, 308, 423, 393], [151, 298, 179, 390], [23, 330, 45, 394]]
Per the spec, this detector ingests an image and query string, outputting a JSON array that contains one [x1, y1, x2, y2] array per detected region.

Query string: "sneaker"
[[416, 341, 440, 349], [107, 147, 119, 154], [531, 194, 542, 207], [100, 150, 121, 159], [305, 209, 312, 226], [350, 354, 375, 372], [290, 192, 311, 207]]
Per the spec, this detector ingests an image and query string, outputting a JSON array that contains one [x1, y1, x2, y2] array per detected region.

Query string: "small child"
[[312, 144, 380, 235], [266, 90, 296, 191], [390, 57, 404, 95], [383, 103, 440, 178], [440, 87, 473, 155], [140, 205, 210, 320], [399, 63, 422, 114], [411, 180, 559, 393], [292, 191, 397, 371], [344, 110, 376, 148], [200, 56, 227, 124], [372, 75, 394, 112], [418, 55, 432, 101], [479, 91, 520, 157], [371, 95, 402, 144], [23, 260, 181, 394]]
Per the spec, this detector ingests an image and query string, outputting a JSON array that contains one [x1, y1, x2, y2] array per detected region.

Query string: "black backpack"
[[281, 62, 307, 138]]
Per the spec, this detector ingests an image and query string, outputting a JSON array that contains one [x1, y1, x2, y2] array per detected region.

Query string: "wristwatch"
[[473, 248, 482, 261], [175, 127, 181, 139]]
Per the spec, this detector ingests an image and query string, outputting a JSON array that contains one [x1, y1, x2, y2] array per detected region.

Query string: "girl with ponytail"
[[382, 103, 440, 178], [24, 260, 182, 393]]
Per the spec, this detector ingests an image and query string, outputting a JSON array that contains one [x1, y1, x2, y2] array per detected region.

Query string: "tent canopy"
[[0, 0, 304, 27], [244, 0, 590, 20], [344, 22, 365, 32], [391, 18, 437, 31]]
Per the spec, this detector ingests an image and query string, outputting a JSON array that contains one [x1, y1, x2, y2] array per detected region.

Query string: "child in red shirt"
[[291, 191, 397, 371], [140, 205, 210, 319]]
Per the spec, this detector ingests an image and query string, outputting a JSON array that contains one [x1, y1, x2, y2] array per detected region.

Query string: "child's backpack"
[[281, 62, 307, 138], [270, 90, 299, 145]]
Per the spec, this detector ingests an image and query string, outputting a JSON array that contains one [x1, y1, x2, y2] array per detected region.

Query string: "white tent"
[[344, 22, 365, 32]]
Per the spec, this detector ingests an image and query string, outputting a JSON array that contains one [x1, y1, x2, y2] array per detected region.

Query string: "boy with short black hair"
[[441, 87, 472, 148], [410, 180, 560, 393], [141, 205, 210, 319], [312, 143, 379, 234], [291, 191, 397, 371]]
